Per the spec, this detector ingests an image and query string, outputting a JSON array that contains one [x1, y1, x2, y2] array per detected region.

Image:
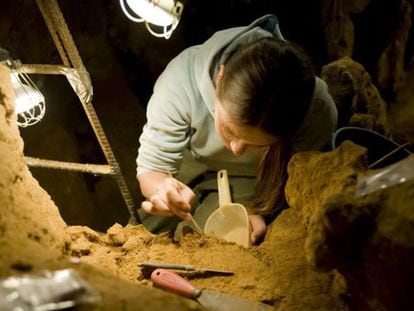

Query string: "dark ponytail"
[[252, 141, 290, 216]]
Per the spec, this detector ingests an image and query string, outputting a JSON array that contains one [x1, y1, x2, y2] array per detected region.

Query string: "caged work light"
[[0, 48, 45, 128], [119, 0, 184, 39]]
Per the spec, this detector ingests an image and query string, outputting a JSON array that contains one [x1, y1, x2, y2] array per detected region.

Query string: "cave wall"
[[0, 0, 332, 231], [1, 1, 414, 309], [0, 0, 412, 232], [285, 141, 414, 310], [0, 64, 69, 272]]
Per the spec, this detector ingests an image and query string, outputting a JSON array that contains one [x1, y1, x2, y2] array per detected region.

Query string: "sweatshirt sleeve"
[[136, 58, 193, 176]]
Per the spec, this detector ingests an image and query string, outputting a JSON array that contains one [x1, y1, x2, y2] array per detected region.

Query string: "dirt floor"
[[1, 40, 414, 311]]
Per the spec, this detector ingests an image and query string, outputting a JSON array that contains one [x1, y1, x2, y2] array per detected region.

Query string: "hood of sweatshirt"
[[193, 14, 283, 116]]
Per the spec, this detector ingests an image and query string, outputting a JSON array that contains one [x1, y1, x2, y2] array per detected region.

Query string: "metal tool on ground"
[[188, 215, 203, 234], [151, 268, 272, 311], [204, 169, 251, 248], [138, 262, 234, 278]]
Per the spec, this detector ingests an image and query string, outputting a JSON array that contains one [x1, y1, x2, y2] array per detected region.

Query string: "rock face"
[[2, 60, 414, 310], [286, 140, 414, 310], [1, 1, 414, 310], [321, 0, 412, 99], [377, 0, 412, 95], [322, 57, 390, 135], [0, 64, 69, 272], [321, 0, 370, 59]]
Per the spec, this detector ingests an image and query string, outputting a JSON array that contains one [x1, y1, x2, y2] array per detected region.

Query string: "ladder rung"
[[25, 156, 114, 176], [18, 64, 71, 75]]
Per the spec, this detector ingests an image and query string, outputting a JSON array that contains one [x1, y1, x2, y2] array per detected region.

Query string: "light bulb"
[[9, 70, 45, 127], [120, 0, 183, 39]]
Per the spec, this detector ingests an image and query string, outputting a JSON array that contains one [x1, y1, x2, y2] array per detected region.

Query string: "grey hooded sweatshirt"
[[137, 15, 337, 177]]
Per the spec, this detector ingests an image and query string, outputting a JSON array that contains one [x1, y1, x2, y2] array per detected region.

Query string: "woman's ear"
[[216, 64, 225, 85]]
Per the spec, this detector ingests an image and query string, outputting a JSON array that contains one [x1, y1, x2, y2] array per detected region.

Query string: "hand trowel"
[[151, 268, 272, 311], [204, 169, 251, 247]]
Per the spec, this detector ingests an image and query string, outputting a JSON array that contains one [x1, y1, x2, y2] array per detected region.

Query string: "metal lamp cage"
[[8, 60, 46, 127]]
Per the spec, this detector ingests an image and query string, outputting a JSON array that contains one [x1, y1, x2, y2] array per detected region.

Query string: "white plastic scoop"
[[204, 169, 251, 248]]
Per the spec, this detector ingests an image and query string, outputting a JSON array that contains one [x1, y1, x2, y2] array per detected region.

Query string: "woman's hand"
[[140, 173, 195, 220], [248, 214, 267, 245]]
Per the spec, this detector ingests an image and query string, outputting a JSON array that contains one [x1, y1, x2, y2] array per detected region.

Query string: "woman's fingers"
[[248, 214, 267, 245], [141, 200, 174, 217], [179, 185, 196, 206], [165, 189, 192, 220], [141, 177, 195, 220]]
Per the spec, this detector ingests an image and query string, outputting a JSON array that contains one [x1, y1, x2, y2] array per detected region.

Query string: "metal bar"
[[33, 0, 140, 224], [17, 64, 69, 75], [80, 100, 139, 224], [368, 142, 411, 169], [25, 156, 114, 176], [138, 262, 234, 275], [35, 0, 71, 67]]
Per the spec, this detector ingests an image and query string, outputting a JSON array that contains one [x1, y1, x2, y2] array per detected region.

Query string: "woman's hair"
[[216, 36, 315, 215]]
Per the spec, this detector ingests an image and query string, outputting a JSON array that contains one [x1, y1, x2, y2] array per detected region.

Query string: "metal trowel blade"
[[197, 290, 273, 311]]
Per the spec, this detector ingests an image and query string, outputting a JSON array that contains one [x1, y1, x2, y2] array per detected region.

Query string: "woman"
[[136, 14, 337, 244]]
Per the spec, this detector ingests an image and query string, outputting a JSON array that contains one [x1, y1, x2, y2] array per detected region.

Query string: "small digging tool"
[[151, 268, 273, 311]]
